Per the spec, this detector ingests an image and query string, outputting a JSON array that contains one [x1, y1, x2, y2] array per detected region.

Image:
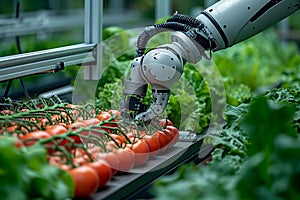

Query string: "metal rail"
[[0, 0, 174, 83], [0, 0, 101, 83], [0, 43, 95, 82]]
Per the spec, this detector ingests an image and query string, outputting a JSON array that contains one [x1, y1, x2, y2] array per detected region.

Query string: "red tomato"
[[102, 122, 118, 134], [66, 122, 87, 144], [96, 152, 120, 175], [108, 133, 125, 144], [21, 130, 51, 146], [0, 109, 14, 115], [68, 166, 100, 198], [85, 160, 113, 187], [98, 111, 119, 133], [80, 118, 101, 126], [128, 139, 149, 166], [66, 121, 87, 130], [162, 128, 174, 149], [143, 134, 160, 157], [166, 126, 179, 145], [97, 111, 111, 121], [6, 125, 17, 132], [115, 147, 135, 173], [68, 134, 82, 144], [153, 131, 169, 153], [46, 125, 68, 136]]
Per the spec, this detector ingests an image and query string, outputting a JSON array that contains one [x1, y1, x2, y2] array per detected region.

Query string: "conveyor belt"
[[89, 134, 212, 200]]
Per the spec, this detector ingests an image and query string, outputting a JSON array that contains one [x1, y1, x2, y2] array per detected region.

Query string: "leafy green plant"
[[96, 78, 124, 110], [153, 90, 300, 200], [0, 137, 74, 200], [166, 63, 211, 132], [95, 28, 300, 135], [214, 30, 300, 91]]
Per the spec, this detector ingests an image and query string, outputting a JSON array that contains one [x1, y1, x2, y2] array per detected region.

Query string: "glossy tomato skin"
[[66, 121, 87, 130], [108, 133, 126, 144], [97, 111, 119, 133], [153, 131, 168, 154], [21, 130, 51, 146], [68, 166, 100, 198], [166, 126, 179, 145], [143, 134, 160, 157], [46, 125, 68, 136], [69, 134, 82, 145], [66, 122, 87, 144], [162, 129, 174, 149], [80, 118, 105, 139], [128, 139, 149, 166], [97, 111, 111, 121], [6, 125, 18, 133], [80, 118, 100, 126], [85, 160, 113, 187], [115, 147, 135, 173], [96, 152, 120, 175], [45, 125, 72, 150]]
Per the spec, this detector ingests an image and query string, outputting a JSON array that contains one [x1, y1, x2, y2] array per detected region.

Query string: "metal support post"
[[84, 0, 103, 80], [155, 0, 171, 21]]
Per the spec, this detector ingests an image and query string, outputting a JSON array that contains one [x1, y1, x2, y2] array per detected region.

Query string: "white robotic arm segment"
[[120, 57, 148, 116], [197, 0, 300, 51], [121, 46, 184, 122], [121, 0, 300, 122], [141, 47, 184, 88], [135, 89, 171, 122]]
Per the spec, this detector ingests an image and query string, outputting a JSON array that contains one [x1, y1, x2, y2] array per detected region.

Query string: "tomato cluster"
[[7, 108, 179, 198]]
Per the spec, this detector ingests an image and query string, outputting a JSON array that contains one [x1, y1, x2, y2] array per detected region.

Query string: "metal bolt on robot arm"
[[120, 0, 300, 122]]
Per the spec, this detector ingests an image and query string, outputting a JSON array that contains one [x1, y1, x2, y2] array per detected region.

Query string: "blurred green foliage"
[[153, 88, 300, 200], [214, 30, 300, 91]]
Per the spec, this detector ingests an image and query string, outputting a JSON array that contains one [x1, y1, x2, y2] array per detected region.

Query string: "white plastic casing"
[[141, 47, 184, 89], [196, 0, 300, 50]]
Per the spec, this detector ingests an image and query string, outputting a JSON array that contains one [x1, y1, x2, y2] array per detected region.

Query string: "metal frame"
[[0, 43, 95, 82], [0, 0, 102, 82], [84, 0, 103, 80], [155, 0, 171, 21], [0, 0, 171, 83]]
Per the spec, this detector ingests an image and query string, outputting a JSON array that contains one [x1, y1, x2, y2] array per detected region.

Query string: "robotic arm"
[[121, 0, 300, 122]]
